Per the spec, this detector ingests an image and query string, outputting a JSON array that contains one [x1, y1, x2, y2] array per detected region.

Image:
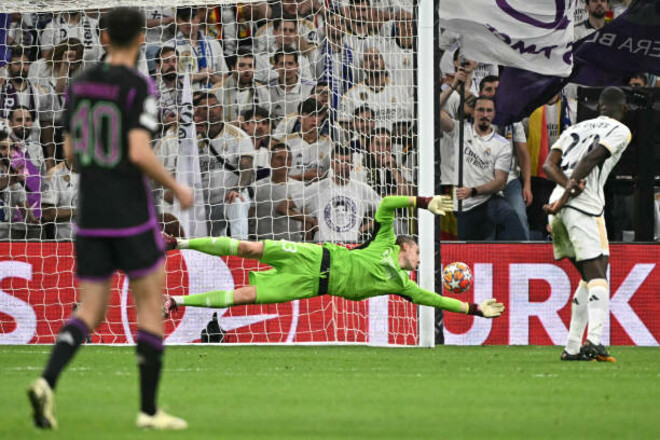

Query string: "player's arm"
[[128, 130, 193, 209], [570, 144, 611, 184], [377, 195, 453, 222], [544, 145, 610, 215], [542, 149, 569, 188], [403, 284, 504, 318]]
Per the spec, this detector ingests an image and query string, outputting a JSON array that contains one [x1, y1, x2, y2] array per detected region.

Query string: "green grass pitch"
[[2, 345, 659, 439]]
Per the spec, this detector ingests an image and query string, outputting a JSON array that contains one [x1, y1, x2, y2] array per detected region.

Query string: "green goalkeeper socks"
[[181, 237, 239, 256], [181, 290, 235, 308]]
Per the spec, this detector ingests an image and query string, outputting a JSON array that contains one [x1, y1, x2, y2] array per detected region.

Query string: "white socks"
[[586, 279, 609, 346], [565, 280, 589, 355]]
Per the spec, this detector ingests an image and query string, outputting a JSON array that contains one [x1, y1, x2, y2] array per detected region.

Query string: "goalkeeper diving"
[[162, 196, 505, 319]]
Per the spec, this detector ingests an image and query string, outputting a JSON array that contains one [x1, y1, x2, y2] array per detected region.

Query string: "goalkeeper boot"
[[560, 349, 595, 362], [136, 410, 188, 430], [162, 233, 178, 251], [582, 340, 617, 363], [27, 377, 58, 430], [162, 294, 178, 318]]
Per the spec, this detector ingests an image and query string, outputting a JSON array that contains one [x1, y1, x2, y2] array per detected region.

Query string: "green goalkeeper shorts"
[[249, 240, 324, 304]]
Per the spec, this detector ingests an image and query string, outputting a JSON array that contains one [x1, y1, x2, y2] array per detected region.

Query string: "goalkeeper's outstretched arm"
[[376, 195, 454, 221], [403, 284, 504, 318]]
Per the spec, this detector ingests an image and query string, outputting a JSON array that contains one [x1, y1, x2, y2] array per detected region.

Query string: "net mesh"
[[0, 1, 420, 345]]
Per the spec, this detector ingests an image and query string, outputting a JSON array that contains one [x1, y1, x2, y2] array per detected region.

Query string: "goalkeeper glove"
[[467, 299, 505, 318], [417, 195, 453, 215]]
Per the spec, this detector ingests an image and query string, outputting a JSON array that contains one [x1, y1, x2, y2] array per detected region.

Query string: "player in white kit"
[[543, 87, 631, 362]]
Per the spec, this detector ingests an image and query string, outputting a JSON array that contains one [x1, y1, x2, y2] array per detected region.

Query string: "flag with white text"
[[439, 0, 575, 76]]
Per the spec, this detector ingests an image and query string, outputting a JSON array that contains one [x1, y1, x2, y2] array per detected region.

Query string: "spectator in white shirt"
[[440, 96, 526, 240], [194, 92, 254, 238], [215, 49, 271, 125], [367, 10, 415, 97], [40, 12, 101, 63], [574, 0, 610, 41], [143, 7, 176, 73], [240, 106, 273, 156], [1, 46, 56, 163], [340, 47, 412, 132], [314, 11, 359, 118], [281, 98, 332, 183], [360, 127, 412, 197], [303, 143, 381, 243], [154, 45, 182, 131], [9, 106, 47, 172], [167, 7, 228, 88], [267, 47, 316, 122], [348, 105, 375, 153], [254, 13, 319, 56], [480, 75, 532, 239], [342, 0, 377, 58], [28, 38, 83, 96], [255, 18, 318, 84], [40, 158, 78, 241], [254, 143, 316, 241]]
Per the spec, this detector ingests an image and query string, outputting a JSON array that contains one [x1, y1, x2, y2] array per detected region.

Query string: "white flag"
[[172, 72, 207, 238], [439, 0, 575, 76]]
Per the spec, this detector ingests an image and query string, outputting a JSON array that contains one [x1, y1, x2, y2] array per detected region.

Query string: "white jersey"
[[253, 177, 306, 241], [254, 19, 319, 54], [573, 19, 598, 42], [549, 116, 631, 216], [41, 163, 79, 240], [213, 75, 271, 124], [143, 7, 175, 44], [153, 128, 179, 214], [267, 77, 315, 121], [366, 35, 415, 98], [303, 176, 381, 243], [254, 51, 315, 84], [40, 13, 101, 63], [167, 32, 228, 78], [200, 124, 254, 205], [340, 81, 413, 130], [283, 134, 332, 179], [450, 124, 511, 211]]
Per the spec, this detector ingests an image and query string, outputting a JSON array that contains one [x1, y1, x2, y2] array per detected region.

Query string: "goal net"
[[0, 0, 431, 345]]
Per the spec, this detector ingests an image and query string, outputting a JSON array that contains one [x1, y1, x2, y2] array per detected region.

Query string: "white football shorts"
[[549, 208, 609, 262]]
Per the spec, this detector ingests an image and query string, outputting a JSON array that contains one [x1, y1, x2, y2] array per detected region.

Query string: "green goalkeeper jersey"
[[323, 196, 464, 314]]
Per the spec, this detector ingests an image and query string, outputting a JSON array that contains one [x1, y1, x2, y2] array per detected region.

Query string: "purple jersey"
[[62, 63, 159, 234]]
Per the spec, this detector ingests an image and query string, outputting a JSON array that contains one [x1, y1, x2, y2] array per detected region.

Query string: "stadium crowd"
[[0, 0, 657, 242]]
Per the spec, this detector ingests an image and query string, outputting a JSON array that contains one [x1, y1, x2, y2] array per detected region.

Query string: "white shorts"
[[549, 208, 609, 262]]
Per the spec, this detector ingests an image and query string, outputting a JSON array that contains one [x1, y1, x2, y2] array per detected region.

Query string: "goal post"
[[0, 0, 437, 347], [416, 0, 436, 348]]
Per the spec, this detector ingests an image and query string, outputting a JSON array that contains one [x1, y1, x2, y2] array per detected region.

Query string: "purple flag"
[[494, 0, 660, 125], [11, 147, 41, 220]]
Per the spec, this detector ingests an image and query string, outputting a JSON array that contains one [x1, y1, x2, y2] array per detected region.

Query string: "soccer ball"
[[442, 262, 472, 294]]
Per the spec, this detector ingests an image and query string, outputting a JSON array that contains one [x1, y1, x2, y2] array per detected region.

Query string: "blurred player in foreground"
[[543, 87, 631, 362], [163, 195, 505, 319], [28, 8, 193, 430]]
